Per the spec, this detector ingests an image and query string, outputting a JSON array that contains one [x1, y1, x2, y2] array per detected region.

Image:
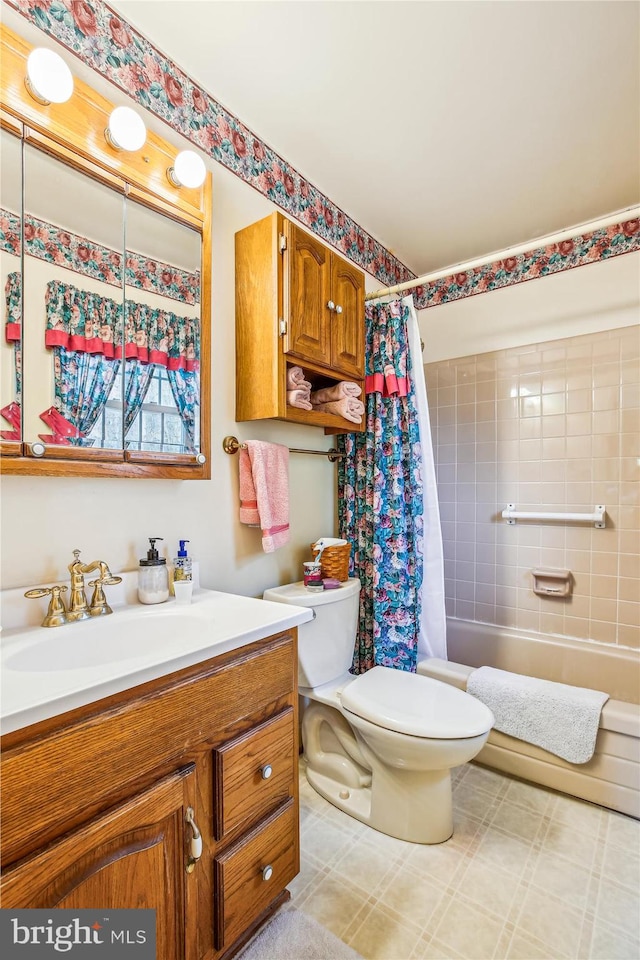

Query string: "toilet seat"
[[341, 665, 493, 739]]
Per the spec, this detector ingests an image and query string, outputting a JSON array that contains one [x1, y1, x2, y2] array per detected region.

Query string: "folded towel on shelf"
[[313, 397, 365, 424], [286, 365, 312, 391], [467, 665, 609, 764], [238, 440, 290, 553], [311, 381, 362, 404], [287, 388, 313, 411]]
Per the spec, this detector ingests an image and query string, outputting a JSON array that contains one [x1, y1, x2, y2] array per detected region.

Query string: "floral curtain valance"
[[44, 280, 200, 371], [364, 299, 409, 397]]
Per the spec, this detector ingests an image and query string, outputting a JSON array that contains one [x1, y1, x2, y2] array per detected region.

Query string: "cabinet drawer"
[[214, 708, 295, 841], [214, 799, 297, 950]]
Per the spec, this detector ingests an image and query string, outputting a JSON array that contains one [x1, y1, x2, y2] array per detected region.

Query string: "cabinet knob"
[[327, 300, 335, 311], [262, 864, 273, 882], [261, 764, 273, 780], [335, 304, 343, 315]]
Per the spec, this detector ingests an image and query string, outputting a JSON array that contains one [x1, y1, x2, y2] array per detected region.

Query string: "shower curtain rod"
[[365, 205, 640, 302]]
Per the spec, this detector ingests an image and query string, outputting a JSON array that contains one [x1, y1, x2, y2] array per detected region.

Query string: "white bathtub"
[[418, 619, 640, 819]]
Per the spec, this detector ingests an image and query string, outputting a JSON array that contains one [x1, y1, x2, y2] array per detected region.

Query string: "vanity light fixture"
[[105, 106, 147, 152], [167, 150, 207, 189], [25, 48, 74, 105]]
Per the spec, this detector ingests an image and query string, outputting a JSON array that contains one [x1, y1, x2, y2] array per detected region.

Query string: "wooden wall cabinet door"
[[285, 221, 364, 380], [0, 765, 198, 960], [329, 253, 365, 380]]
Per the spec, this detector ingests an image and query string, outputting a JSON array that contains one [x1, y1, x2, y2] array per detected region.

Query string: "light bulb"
[[105, 106, 147, 152], [167, 150, 207, 189], [25, 48, 74, 105]]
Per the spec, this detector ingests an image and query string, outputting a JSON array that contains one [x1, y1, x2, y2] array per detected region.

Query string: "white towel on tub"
[[467, 666, 609, 764]]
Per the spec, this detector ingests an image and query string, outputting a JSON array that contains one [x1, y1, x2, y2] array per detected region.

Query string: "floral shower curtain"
[[338, 297, 424, 673]]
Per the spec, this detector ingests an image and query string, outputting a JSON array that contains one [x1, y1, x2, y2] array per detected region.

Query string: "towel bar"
[[222, 435, 344, 462], [502, 504, 606, 527]]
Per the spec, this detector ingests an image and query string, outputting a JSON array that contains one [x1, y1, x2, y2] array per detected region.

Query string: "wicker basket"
[[310, 541, 351, 582]]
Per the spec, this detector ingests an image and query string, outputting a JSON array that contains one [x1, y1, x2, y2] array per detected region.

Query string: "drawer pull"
[[261, 764, 273, 780], [262, 864, 273, 882], [335, 304, 343, 314], [327, 300, 335, 311], [185, 806, 203, 868]]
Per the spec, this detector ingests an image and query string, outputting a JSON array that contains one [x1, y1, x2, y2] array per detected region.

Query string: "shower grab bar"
[[502, 504, 606, 528]]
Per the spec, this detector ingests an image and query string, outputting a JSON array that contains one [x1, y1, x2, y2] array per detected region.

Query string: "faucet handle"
[[72, 549, 81, 561], [25, 585, 68, 628], [87, 574, 122, 617]]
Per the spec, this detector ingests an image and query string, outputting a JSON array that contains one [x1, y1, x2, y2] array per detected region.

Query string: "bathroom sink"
[[4, 609, 210, 672]]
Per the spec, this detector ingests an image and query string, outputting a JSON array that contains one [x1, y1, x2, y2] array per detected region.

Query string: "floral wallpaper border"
[[0, 207, 200, 303], [410, 219, 640, 310], [8, 1, 640, 308]]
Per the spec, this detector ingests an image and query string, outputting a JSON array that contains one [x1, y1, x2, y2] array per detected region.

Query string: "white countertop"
[[0, 587, 312, 735]]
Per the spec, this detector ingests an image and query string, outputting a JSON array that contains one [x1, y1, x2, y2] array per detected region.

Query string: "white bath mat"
[[238, 909, 363, 960], [467, 665, 609, 764]]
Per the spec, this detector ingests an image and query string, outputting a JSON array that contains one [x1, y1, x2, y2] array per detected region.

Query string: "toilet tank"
[[262, 579, 361, 688]]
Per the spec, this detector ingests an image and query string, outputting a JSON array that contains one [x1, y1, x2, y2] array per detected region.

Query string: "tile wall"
[[425, 325, 639, 649]]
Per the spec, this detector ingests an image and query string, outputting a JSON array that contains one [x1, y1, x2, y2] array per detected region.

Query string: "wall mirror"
[[0, 23, 211, 479]]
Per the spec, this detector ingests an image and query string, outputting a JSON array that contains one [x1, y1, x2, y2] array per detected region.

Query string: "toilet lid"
[[341, 666, 494, 739]]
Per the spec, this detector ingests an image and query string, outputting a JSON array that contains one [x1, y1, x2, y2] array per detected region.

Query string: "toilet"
[[263, 578, 494, 844]]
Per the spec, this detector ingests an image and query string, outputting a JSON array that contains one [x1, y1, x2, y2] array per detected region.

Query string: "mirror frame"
[[0, 24, 211, 479]]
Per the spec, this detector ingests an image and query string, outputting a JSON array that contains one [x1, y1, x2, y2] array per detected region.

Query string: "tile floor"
[[289, 761, 640, 960]]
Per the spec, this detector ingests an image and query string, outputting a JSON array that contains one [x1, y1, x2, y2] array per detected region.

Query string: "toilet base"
[[304, 761, 454, 845]]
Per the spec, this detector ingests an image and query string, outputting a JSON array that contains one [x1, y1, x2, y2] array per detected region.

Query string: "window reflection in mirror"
[[122, 199, 201, 456], [22, 142, 125, 451], [1, 126, 22, 445]]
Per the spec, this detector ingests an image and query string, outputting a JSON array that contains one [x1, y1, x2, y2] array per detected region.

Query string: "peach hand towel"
[[314, 397, 365, 424], [286, 365, 312, 391], [238, 441, 290, 552], [287, 388, 313, 410], [311, 381, 361, 404]]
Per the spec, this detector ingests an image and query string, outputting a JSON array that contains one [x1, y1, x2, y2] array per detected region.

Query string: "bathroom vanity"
[[0, 589, 311, 960]]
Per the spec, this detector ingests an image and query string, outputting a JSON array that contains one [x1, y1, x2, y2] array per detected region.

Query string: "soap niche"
[[531, 568, 573, 599]]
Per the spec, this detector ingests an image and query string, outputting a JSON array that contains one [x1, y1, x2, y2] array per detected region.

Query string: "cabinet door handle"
[[185, 806, 202, 862], [327, 300, 335, 311], [335, 304, 343, 315], [261, 764, 273, 780], [262, 864, 274, 882]]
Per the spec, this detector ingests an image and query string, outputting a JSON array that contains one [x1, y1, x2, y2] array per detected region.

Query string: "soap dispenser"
[[172, 540, 193, 605], [138, 537, 169, 604]]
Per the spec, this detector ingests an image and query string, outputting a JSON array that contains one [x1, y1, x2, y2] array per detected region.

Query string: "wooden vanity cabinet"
[[235, 212, 365, 432], [0, 631, 299, 960]]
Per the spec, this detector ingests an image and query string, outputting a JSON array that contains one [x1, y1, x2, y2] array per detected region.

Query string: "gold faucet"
[[67, 549, 122, 621]]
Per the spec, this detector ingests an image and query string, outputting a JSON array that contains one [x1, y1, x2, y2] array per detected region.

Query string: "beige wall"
[[0, 161, 362, 595], [425, 321, 639, 650]]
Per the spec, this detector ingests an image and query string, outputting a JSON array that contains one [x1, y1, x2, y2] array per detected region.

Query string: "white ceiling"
[[35, 1, 640, 276]]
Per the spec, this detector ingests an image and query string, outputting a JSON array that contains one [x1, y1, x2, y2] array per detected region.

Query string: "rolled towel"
[[286, 365, 311, 390], [311, 381, 362, 405], [287, 388, 313, 411], [314, 397, 365, 424]]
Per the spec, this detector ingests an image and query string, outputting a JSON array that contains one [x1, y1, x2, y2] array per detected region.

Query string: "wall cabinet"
[[236, 212, 365, 432], [0, 631, 299, 960]]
